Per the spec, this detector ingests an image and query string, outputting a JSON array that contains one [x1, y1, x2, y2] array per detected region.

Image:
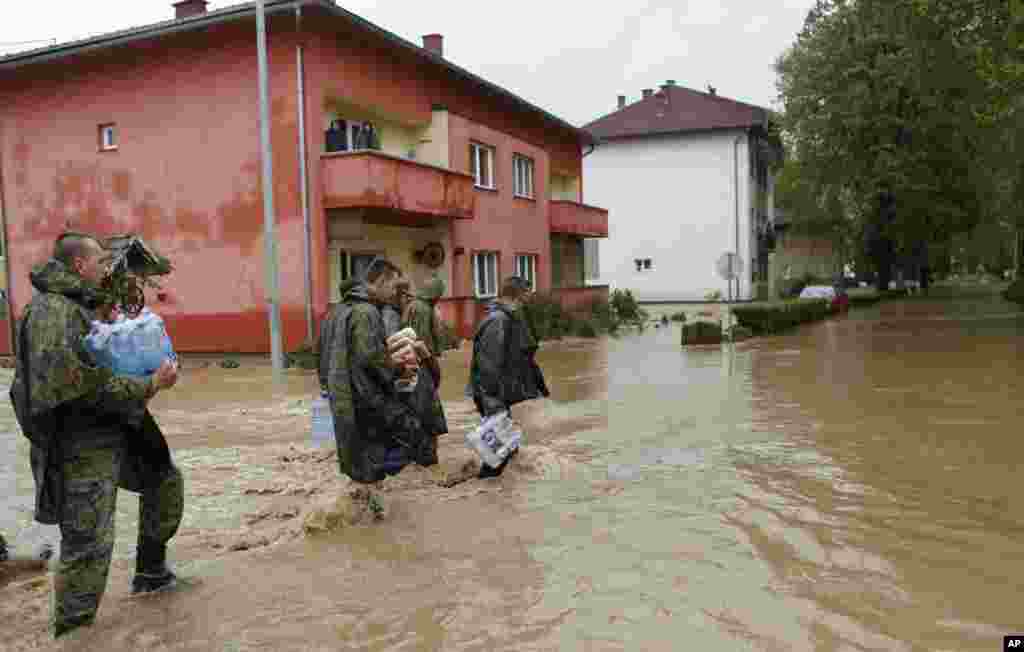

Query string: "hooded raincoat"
[[9, 260, 160, 523]]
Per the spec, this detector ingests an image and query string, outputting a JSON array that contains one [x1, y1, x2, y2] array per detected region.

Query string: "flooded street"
[[2, 287, 1023, 650]]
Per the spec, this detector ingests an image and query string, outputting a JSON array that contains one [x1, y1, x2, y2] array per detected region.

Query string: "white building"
[[583, 81, 780, 302]]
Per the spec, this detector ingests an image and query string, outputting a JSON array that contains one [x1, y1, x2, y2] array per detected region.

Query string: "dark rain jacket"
[[9, 260, 161, 523], [323, 284, 427, 483], [395, 309, 447, 459], [469, 301, 550, 417]]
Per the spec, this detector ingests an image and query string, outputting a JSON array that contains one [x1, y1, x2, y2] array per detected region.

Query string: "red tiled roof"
[[585, 84, 769, 141]]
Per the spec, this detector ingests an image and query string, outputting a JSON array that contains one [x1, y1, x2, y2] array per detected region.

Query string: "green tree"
[[776, 0, 1021, 290]]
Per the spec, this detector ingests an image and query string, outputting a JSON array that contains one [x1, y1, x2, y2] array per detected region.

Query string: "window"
[[644, 258, 652, 270], [99, 124, 117, 151], [473, 251, 498, 297], [635, 258, 653, 272], [470, 142, 495, 189], [325, 119, 380, 153], [330, 249, 383, 302], [339, 251, 379, 281], [512, 154, 534, 199], [584, 238, 600, 281], [514, 254, 537, 290]]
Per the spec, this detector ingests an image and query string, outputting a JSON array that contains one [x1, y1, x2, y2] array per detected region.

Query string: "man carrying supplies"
[[322, 258, 433, 482], [467, 276, 549, 478], [9, 232, 182, 639]]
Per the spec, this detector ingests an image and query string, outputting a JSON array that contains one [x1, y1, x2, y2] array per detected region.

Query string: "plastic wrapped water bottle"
[[310, 392, 334, 448], [85, 309, 176, 378]]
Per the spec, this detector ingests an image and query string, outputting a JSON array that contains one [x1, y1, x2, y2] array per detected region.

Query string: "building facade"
[[582, 81, 778, 302], [0, 0, 608, 354]]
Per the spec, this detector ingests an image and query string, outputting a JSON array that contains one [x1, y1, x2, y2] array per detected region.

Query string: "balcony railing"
[[549, 200, 609, 238], [321, 150, 475, 221]]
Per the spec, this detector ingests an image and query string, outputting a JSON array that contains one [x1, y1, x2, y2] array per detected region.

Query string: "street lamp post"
[[256, 0, 285, 377]]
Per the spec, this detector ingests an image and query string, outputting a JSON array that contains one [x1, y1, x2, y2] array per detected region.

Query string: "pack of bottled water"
[[311, 392, 335, 448], [84, 308, 177, 378], [464, 410, 522, 469]]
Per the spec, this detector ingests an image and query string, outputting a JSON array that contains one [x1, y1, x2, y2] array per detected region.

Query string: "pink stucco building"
[[0, 0, 608, 353]]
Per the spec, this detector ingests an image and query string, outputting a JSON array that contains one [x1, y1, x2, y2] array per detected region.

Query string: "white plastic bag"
[[464, 410, 522, 469]]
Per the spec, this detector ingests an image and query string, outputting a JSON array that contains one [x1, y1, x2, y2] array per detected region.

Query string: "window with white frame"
[[99, 124, 117, 151], [470, 142, 495, 189], [514, 254, 537, 290], [473, 251, 499, 297], [584, 239, 600, 281], [512, 154, 534, 199]]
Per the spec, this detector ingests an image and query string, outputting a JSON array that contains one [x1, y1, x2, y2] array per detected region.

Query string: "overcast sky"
[[1, 0, 812, 126]]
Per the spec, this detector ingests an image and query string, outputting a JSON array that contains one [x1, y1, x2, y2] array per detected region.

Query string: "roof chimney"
[[173, 0, 208, 20], [422, 34, 444, 57], [642, 88, 653, 99], [617, 95, 626, 109]]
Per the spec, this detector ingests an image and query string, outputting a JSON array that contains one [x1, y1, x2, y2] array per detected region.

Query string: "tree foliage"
[[775, 0, 1023, 287]]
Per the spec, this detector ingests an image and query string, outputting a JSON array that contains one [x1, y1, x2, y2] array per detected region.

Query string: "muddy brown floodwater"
[[2, 286, 1023, 651]]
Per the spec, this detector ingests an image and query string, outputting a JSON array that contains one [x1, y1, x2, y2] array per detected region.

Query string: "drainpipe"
[[733, 132, 744, 303], [295, 5, 314, 344], [0, 138, 14, 356]]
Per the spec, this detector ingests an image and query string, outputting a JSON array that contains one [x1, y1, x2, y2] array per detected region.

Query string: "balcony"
[[549, 200, 609, 238], [321, 150, 475, 222]]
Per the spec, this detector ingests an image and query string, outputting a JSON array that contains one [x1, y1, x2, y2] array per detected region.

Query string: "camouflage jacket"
[[10, 260, 155, 523], [398, 302, 447, 442], [404, 298, 444, 359], [324, 284, 424, 483]]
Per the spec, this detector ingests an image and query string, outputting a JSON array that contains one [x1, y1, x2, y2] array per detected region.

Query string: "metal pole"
[[257, 0, 284, 376], [295, 7, 314, 345]]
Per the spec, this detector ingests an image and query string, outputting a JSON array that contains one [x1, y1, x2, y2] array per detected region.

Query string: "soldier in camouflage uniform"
[[398, 277, 448, 465], [9, 233, 182, 638], [402, 277, 447, 359], [323, 258, 432, 482]]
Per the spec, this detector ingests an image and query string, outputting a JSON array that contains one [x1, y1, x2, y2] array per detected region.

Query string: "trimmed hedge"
[[731, 299, 834, 335], [847, 288, 882, 307], [1003, 279, 1024, 304], [680, 320, 723, 345], [727, 325, 754, 341]]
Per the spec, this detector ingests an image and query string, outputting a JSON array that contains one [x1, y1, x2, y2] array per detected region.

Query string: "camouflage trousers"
[[53, 446, 184, 637]]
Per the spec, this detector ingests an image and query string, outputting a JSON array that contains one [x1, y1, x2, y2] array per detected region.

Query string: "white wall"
[[582, 130, 755, 301]]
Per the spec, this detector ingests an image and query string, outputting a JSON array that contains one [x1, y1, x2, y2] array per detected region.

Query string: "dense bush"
[[669, 311, 687, 322], [680, 320, 723, 345], [518, 290, 646, 342], [520, 293, 574, 341], [731, 299, 834, 334], [610, 289, 645, 323], [847, 288, 882, 307], [1004, 279, 1024, 304], [727, 325, 754, 341]]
